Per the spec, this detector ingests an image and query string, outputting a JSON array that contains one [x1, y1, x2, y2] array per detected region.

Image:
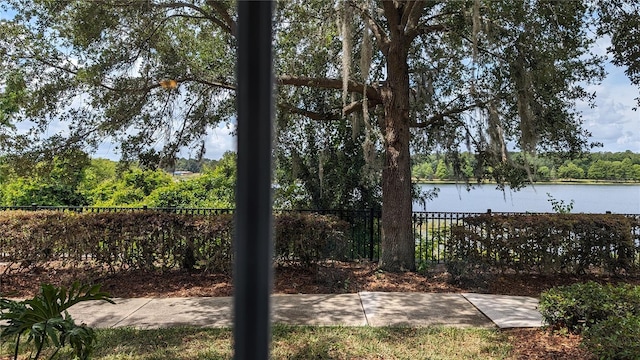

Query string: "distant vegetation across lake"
[[415, 183, 640, 214], [412, 151, 640, 183]]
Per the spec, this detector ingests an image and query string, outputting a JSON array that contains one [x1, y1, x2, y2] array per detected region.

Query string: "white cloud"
[[579, 63, 640, 153], [93, 140, 120, 160], [202, 123, 236, 160], [590, 34, 612, 59]]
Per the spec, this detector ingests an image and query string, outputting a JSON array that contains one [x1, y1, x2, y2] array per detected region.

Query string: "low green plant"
[[539, 282, 640, 333], [547, 192, 574, 214], [416, 259, 432, 274], [0, 281, 114, 360], [582, 315, 640, 360]]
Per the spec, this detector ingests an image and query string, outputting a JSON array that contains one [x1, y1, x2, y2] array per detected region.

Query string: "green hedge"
[[583, 315, 640, 360], [447, 213, 637, 276], [0, 210, 350, 273], [274, 212, 351, 266], [540, 282, 640, 359], [539, 282, 640, 333]]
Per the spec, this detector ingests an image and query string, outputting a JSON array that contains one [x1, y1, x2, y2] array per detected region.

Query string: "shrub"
[[540, 282, 640, 359], [274, 212, 351, 267], [539, 282, 640, 333], [447, 213, 637, 276], [0, 210, 351, 272], [582, 315, 640, 360]]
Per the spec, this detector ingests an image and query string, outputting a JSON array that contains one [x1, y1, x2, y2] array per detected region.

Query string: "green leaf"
[[0, 282, 112, 359]]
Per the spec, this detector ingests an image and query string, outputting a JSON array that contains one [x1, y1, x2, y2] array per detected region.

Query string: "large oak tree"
[[1, 0, 629, 271]]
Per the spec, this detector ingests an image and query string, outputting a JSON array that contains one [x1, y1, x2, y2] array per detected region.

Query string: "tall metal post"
[[234, 1, 273, 359], [369, 208, 375, 261]]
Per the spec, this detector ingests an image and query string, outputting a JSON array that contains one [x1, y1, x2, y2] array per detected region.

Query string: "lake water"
[[414, 183, 640, 214]]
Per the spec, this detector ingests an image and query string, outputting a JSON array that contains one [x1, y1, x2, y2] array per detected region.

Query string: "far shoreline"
[[413, 179, 640, 186]]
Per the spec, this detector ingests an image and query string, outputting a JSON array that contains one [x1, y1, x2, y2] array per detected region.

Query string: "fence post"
[[31, 203, 38, 211], [369, 208, 374, 261]]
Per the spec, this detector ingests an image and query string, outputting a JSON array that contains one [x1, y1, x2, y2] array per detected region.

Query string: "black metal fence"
[[1, 206, 639, 264]]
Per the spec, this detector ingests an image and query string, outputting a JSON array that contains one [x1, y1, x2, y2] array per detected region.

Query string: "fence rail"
[[1, 206, 639, 265]]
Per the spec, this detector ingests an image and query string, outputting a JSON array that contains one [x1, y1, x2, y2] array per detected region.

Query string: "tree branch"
[[343, 99, 364, 116], [277, 75, 382, 103], [348, 1, 390, 54], [206, 0, 237, 36], [409, 23, 448, 39], [382, 1, 402, 38], [25, 52, 237, 95], [407, 9, 458, 40], [411, 103, 482, 128], [459, 33, 509, 61], [401, 0, 424, 32], [279, 98, 369, 122], [183, 76, 236, 91], [279, 103, 339, 121], [153, 1, 233, 35]]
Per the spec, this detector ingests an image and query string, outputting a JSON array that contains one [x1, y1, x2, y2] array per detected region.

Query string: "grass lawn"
[[1, 325, 512, 360]]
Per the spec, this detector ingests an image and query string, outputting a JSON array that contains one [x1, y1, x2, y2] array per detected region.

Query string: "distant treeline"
[[412, 151, 640, 182], [0, 151, 235, 208], [172, 157, 219, 173]]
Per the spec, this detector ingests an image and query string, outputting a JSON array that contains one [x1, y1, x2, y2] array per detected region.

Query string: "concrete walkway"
[[66, 292, 543, 330]]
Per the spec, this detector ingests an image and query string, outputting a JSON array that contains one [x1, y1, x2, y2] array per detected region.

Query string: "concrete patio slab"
[[462, 293, 543, 328], [358, 292, 494, 328], [67, 298, 152, 328], [113, 297, 233, 329], [272, 294, 367, 326]]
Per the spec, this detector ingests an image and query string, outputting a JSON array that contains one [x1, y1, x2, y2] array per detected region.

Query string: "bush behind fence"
[[446, 213, 640, 276], [0, 209, 351, 273], [0, 206, 638, 275]]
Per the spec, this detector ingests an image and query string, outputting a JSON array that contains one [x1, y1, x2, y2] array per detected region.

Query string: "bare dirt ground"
[[2, 260, 638, 359]]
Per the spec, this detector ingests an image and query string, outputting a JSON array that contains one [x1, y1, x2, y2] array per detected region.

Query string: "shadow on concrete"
[[272, 294, 366, 326], [359, 292, 495, 328]]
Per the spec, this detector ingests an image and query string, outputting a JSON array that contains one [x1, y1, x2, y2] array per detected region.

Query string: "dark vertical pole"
[[234, 1, 273, 360], [369, 208, 374, 261]]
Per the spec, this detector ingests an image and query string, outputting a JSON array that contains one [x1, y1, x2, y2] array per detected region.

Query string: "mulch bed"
[[504, 328, 595, 360]]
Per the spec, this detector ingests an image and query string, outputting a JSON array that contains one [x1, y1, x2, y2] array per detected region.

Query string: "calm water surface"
[[414, 183, 640, 214]]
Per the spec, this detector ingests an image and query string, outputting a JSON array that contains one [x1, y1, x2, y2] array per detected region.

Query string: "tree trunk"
[[378, 38, 414, 272]]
